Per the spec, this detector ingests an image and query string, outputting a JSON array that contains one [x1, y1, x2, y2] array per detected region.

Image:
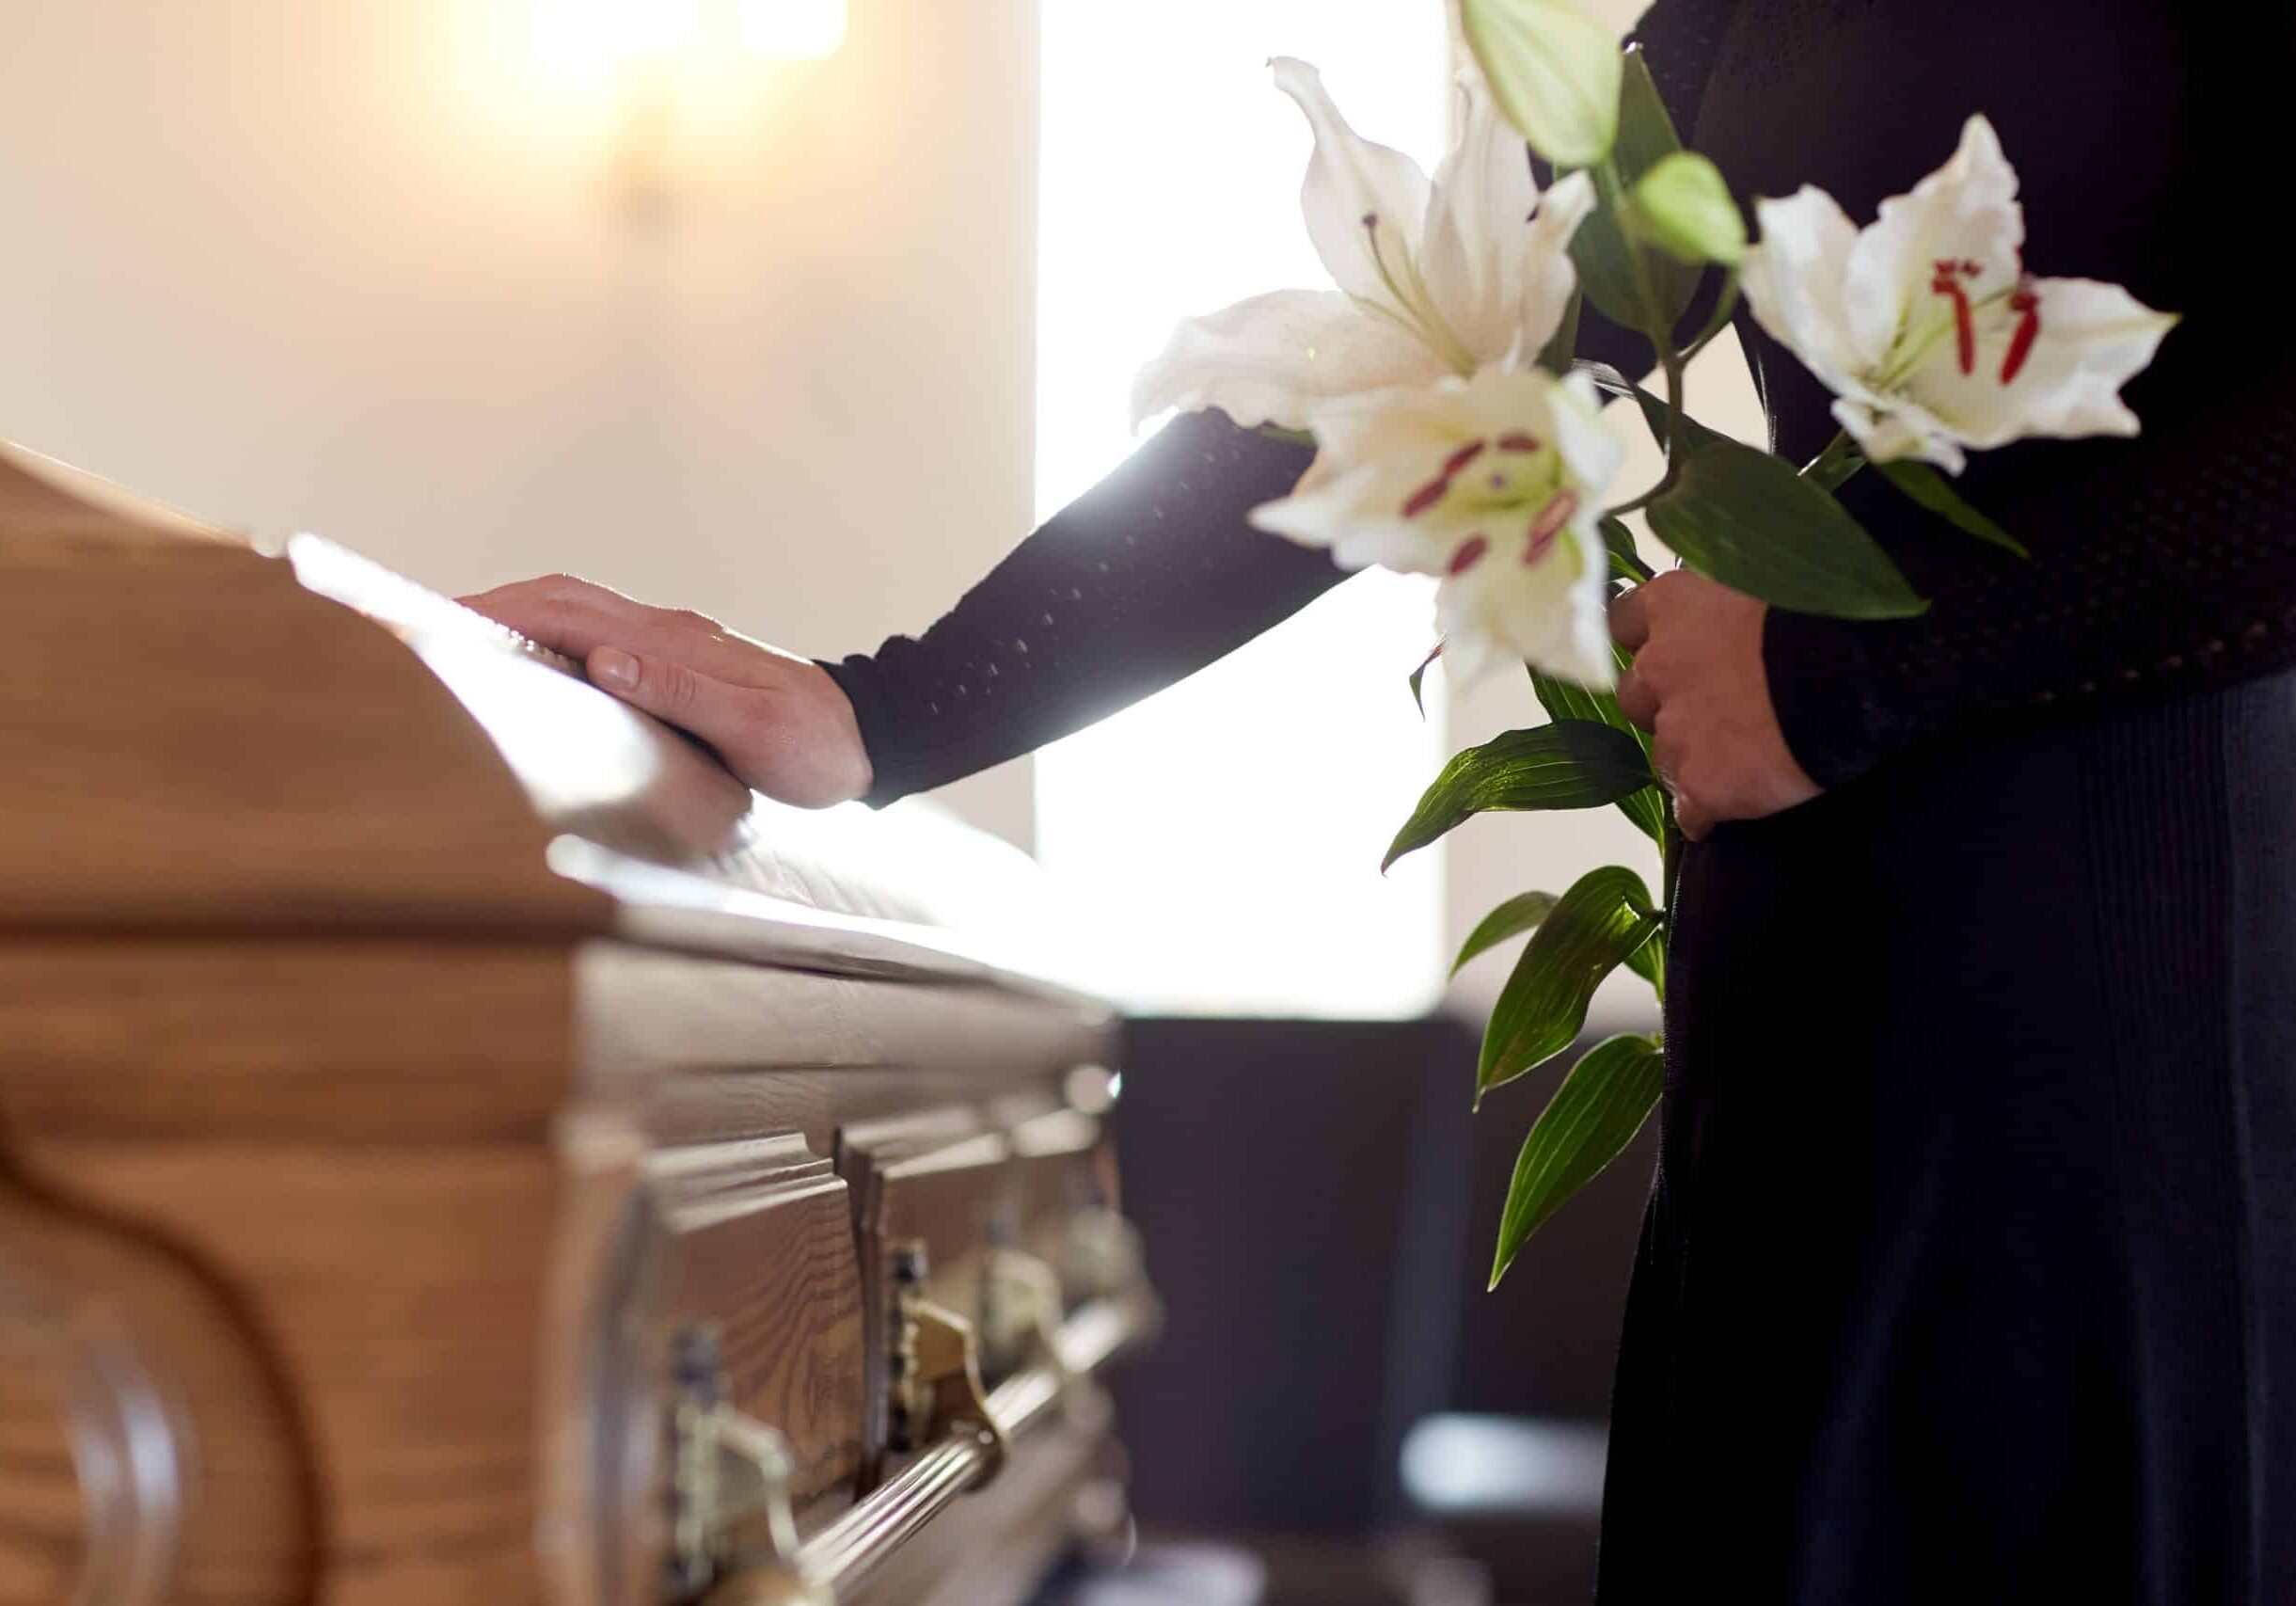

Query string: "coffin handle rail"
[[680, 1286, 1158, 1606]]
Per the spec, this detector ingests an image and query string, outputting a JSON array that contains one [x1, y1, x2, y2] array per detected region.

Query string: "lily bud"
[[1458, 0, 1622, 170], [1628, 152, 1746, 267]]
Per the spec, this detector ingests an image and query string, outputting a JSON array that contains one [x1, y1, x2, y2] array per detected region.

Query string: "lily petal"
[[1831, 393, 1964, 474], [1254, 365, 1625, 688], [1513, 169, 1597, 362], [1544, 366, 1627, 496], [1742, 186, 1868, 396], [1420, 74, 1541, 357], [1131, 288, 1447, 432], [1742, 118, 2176, 472], [1844, 116, 2022, 368], [1272, 57, 1434, 317], [1435, 517, 1612, 687], [1249, 462, 1443, 574], [1903, 275, 2178, 453]]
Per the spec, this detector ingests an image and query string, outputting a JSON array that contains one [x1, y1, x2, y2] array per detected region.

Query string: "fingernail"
[[592, 647, 638, 690]]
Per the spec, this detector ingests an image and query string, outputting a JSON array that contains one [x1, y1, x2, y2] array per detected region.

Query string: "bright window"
[[1034, 0, 1450, 1017]]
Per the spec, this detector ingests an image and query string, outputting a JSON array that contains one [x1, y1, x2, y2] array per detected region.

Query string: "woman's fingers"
[[1673, 792, 1714, 841], [1616, 664, 1659, 731], [462, 576, 769, 685], [588, 645, 758, 755], [1608, 585, 1651, 652], [459, 575, 628, 657], [457, 573, 874, 808]]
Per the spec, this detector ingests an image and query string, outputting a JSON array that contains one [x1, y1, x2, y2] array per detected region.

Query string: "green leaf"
[[1601, 515, 1653, 581], [1875, 459, 2030, 558], [1477, 865, 1661, 1102], [1385, 722, 1652, 871], [1623, 928, 1666, 999], [1536, 286, 1582, 377], [1459, 0, 1623, 169], [1647, 437, 1928, 619], [1568, 50, 1701, 338], [1453, 891, 1560, 977], [1531, 659, 1666, 843], [1576, 362, 1726, 464], [1627, 151, 1745, 267], [1407, 642, 1442, 717], [1489, 1033, 1664, 1287]]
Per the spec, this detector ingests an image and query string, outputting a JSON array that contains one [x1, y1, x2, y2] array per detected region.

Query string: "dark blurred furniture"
[[1111, 1015, 1658, 1598]]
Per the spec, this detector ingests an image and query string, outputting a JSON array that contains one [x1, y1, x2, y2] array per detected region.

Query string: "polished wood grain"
[[647, 1132, 866, 1501], [0, 940, 575, 1141], [9, 1137, 560, 1606], [0, 1166, 314, 1606], [0, 439, 1131, 1606], [0, 532, 609, 935], [0, 1310, 79, 1606]]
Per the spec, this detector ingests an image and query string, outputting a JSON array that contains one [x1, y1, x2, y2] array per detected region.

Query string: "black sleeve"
[[827, 1, 1726, 808], [1766, 353, 2296, 789], [823, 411, 1337, 805], [1758, 8, 2296, 790]]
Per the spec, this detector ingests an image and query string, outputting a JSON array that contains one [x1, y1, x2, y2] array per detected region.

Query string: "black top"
[[826, 5, 2296, 1601], [826, 0, 2296, 805]]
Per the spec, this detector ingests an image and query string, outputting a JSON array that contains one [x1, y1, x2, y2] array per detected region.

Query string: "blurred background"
[[0, 3, 1763, 1599]]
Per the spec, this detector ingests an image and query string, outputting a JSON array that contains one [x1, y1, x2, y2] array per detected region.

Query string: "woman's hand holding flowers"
[[1609, 570, 1817, 841]]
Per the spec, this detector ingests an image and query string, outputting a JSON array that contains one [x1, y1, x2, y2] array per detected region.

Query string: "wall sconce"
[[536, 0, 847, 68], [740, 0, 847, 61], [534, 0, 849, 220]]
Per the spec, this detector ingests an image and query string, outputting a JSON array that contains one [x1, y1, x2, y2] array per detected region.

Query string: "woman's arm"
[[463, 411, 1338, 808], [824, 410, 1336, 804], [1767, 351, 2296, 788]]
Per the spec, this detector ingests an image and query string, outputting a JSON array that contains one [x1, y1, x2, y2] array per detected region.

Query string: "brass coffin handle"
[[685, 1287, 1157, 1606]]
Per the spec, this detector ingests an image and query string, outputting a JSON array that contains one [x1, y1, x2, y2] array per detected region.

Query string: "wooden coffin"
[[0, 441, 1151, 1606]]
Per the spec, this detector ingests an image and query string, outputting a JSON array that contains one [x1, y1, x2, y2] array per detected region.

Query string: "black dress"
[[826, 3, 2296, 1598]]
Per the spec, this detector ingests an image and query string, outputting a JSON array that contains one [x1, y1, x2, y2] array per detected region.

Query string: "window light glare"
[[1032, 2, 1449, 1018], [741, 0, 847, 60]]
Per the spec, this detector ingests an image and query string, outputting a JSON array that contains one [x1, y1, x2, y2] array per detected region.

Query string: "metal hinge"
[[883, 1239, 1006, 1480], [666, 1326, 830, 1606]]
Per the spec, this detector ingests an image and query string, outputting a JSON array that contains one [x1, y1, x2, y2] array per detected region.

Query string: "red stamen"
[[1404, 440, 1493, 518], [1448, 534, 1490, 575], [1402, 475, 1449, 518], [1931, 260, 1976, 376], [2000, 284, 2041, 386], [1525, 490, 1578, 563], [1442, 439, 1489, 476], [1496, 433, 1543, 453]]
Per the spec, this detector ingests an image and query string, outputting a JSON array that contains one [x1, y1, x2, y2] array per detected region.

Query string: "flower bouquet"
[[1132, 0, 2177, 1286]]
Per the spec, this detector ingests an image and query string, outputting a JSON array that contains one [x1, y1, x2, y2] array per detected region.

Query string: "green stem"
[[1595, 154, 1693, 523], [1801, 430, 1867, 491], [1678, 270, 1741, 367], [1608, 544, 1655, 584]]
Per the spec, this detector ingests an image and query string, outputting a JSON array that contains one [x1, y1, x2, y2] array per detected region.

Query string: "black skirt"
[[1597, 673, 2296, 1602]]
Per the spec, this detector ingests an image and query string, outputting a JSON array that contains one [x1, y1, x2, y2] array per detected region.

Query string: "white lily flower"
[[1740, 115, 2177, 474], [1250, 365, 1625, 687], [1131, 58, 1597, 434]]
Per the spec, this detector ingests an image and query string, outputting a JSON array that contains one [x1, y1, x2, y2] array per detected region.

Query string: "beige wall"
[[0, 0, 1041, 843], [1, 0, 1752, 1025]]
